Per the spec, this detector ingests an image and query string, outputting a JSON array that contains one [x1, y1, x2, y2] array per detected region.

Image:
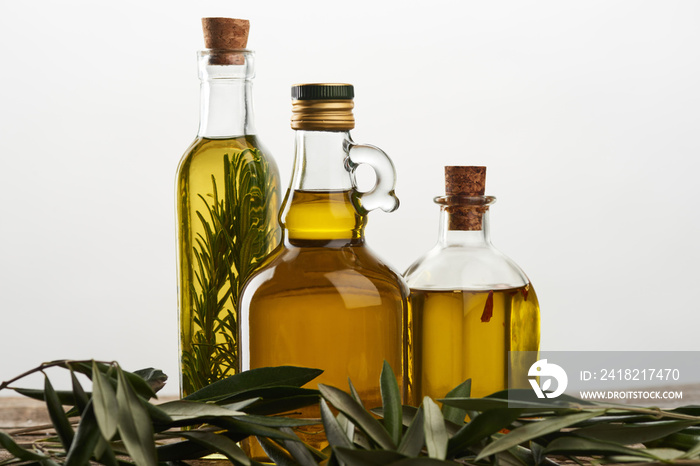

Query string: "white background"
[[1, 1, 698, 396]]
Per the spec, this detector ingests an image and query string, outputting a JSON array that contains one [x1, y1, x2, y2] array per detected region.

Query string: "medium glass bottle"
[[240, 83, 408, 445], [176, 19, 281, 396], [404, 166, 540, 402]]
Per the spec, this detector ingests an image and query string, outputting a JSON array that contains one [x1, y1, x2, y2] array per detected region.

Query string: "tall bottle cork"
[[444, 166, 487, 231], [201, 17, 250, 65]]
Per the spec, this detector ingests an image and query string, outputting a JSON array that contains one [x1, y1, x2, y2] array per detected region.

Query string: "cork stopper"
[[445, 166, 486, 196], [202, 17, 250, 65], [445, 166, 487, 231]]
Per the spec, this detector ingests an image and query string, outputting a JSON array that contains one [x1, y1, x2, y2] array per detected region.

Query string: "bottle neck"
[[281, 130, 366, 243], [198, 80, 256, 137], [290, 131, 354, 190], [437, 199, 494, 247], [196, 50, 256, 138]]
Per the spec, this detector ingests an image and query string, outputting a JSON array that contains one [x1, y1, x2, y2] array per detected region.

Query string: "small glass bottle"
[[240, 83, 408, 447], [176, 18, 281, 397], [404, 166, 540, 402]]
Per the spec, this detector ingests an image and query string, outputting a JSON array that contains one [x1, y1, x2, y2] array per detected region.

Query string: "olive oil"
[[177, 135, 281, 396], [241, 190, 405, 424], [409, 285, 540, 400]]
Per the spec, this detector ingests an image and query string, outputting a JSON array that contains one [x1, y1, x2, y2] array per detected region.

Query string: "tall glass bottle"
[[404, 166, 540, 402], [176, 19, 281, 397], [240, 83, 408, 445]]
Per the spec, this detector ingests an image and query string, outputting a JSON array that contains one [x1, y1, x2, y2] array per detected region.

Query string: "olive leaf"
[[398, 405, 425, 457], [43, 375, 74, 450], [116, 366, 157, 466], [0, 432, 47, 461], [440, 379, 471, 425], [319, 384, 396, 450], [476, 410, 605, 460], [185, 366, 322, 402], [380, 361, 402, 446], [423, 397, 448, 460], [321, 399, 354, 449], [92, 360, 119, 440]]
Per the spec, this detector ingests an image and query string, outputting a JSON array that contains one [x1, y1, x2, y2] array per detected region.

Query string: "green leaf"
[[44, 374, 74, 449], [348, 378, 364, 407], [232, 387, 320, 415], [485, 389, 598, 406], [398, 405, 425, 457], [544, 436, 658, 459], [174, 431, 250, 465], [321, 399, 354, 449], [145, 402, 173, 427], [208, 417, 302, 442], [69, 370, 89, 415], [257, 437, 301, 466], [441, 379, 471, 425], [0, 432, 47, 461], [132, 368, 168, 394], [116, 366, 157, 466], [92, 360, 119, 440], [337, 412, 356, 446], [576, 419, 700, 445], [319, 384, 396, 450], [381, 361, 402, 446], [447, 408, 523, 457], [156, 399, 244, 421], [682, 435, 700, 459], [387, 459, 457, 466], [279, 427, 320, 466], [530, 440, 545, 466], [439, 396, 580, 414], [423, 397, 447, 460], [221, 398, 261, 411], [11, 387, 76, 405], [233, 414, 320, 428], [93, 436, 119, 466], [156, 439, 213, 461], [185, 366, 323, 402], [398, 406, 420, 427], [644, 448, 687, 461], [65, 402, 101, 466], [334, 447, 406, 466], [476, 410, 605, 460], [495, 445, 539, 466]]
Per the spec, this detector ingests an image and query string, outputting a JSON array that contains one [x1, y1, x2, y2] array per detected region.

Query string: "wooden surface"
[[0, 396, 52, 429], [0, 397, 54, 462]]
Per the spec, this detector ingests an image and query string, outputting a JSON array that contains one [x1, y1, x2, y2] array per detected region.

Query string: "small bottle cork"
[[201, 17, 250, 65], [445, 166, 487, 231], [445, 166, 486, 196]]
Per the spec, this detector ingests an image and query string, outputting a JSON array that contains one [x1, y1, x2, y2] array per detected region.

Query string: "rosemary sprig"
[[181, 146, 280, 395]]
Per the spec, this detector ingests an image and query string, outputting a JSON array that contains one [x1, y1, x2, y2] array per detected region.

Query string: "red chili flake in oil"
[[481, 290, 494, 323]]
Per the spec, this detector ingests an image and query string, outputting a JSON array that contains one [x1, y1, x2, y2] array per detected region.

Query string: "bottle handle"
[[344, 138, 400, 214]]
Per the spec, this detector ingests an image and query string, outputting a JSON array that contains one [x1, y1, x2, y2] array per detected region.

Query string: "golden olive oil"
[[241, 190, 407, 450], [409, 285, 540, 401], [177, 135, 281, 396]]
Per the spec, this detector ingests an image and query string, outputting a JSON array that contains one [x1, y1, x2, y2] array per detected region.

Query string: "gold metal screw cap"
[[291, 83, 355, 131]]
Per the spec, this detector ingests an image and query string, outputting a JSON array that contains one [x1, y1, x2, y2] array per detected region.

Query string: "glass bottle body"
[[176, 50, 281, 397], [404, 196, 540, 402], [240, 129, 407, 449]]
